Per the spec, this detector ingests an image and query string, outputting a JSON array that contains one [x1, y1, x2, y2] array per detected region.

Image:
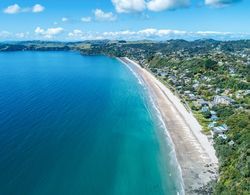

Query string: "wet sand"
[[119, 57, 218, 194]]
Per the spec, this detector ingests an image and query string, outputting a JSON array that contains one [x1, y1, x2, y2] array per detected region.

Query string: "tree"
[[204, 58, 217, 70]]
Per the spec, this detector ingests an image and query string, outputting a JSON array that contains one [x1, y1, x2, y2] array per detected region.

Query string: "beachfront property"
[[228, 140, 235, 146], [201, 106, 209, 112], [194, 98, 210, 108], [212, 95, 235, 106], [218, 134, 227, 140], [211, 114, 219, 121], [208, 121, 217, 128], [210, 111, 217, 115], [212, 124, 229, 134], [188, 93, 196, 100]]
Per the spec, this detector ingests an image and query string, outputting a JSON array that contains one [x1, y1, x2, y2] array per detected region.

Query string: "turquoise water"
[[0, 52, 182, 195]]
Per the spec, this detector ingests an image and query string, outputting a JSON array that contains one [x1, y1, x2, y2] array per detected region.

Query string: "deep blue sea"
[[0, 52, 183, 195]]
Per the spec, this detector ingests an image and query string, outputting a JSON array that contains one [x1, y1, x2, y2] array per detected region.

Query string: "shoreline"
[[119, 57, 218, 194]]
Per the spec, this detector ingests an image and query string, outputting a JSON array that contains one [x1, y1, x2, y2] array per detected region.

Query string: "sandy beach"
[[119, 57, 218, 194]]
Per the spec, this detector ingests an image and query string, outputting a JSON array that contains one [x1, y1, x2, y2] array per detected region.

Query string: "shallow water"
[[0, 51, 182, 195]]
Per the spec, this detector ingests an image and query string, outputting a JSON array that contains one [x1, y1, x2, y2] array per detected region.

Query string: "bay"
[[0, 51, 182, 195]]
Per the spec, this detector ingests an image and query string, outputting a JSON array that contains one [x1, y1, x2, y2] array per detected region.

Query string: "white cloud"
[[3, 3, 45, 14], [0, 31, 31, 40], [68, 29, 84, 38], [196, 31, 231, 35], [111, 0, 241, 12], [111, 0, 189, 12], [35, 27, 44, 34], [67, 28, 250, 40], [35, 27, 64, 39], [100, 28, 187, 39], [15, 32, 25, 38], [67, 30, 102, 40], [1, 28, 249, 41], [81, 17, 92, 22], [205, 0, 241, 7], [15, 32, 30, 38], [32, 4, 45, 13], [109, 28, 187, 39], [62, 17, 69, 22], [3, 4, 21, 14], [0, 31, 12, 38], [112, 0, 146, 13], [94, 9, 117, 21], [147, 0, 189, 11]]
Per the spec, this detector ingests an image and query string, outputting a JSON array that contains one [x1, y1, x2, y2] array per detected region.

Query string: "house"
[[169, 75, 177, 84], [211, 115, 219, 121], [244, 90, 250, 96], [201, 76, 208, 81], [197, 99, 209, 107], [212, 124, 229, 134], [221, 124, 229, 130], [210, 110, 217, 115], [228, 140, 235, 146], [208, 121, 217, 128], [184, 90, 191, 95], [192, 83, 199, 90], [222, 89, 230, 95], [158, 71, 167, 77], [236, 92, 243, 99], [188, 94, 196, 100], [212, 95, 235, 106], [229, 67, 236, 74], [184, 78, 191, 84], [215, 88, 221, 94], [201, 106, 209, 113], [212, 126, 225, 134], [176, 86, 182, 90], [218, 134, 227, 140], [218, 61, 223, 66]]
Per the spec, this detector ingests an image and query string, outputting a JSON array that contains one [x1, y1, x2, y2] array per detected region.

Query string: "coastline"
[[119, 57, 218, 194]]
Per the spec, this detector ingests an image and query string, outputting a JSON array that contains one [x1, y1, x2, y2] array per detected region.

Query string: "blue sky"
[[0, 0, 249, 40]]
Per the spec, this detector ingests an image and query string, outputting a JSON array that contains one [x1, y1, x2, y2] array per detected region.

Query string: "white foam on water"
[[119, 57, 185, 195], [118, 58, 144, 86], [147, 92, 185, 195]]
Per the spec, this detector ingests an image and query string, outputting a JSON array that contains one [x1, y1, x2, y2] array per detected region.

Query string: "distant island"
[[1, 39, 249, 194]]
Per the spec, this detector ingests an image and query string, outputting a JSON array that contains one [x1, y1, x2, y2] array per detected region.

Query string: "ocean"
[[0, 51, 183, 195]]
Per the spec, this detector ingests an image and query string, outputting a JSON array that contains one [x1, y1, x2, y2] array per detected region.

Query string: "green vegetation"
[[194, 112, 211, 134], [214, 111, 250, 194], [0, 39, 249, 194]]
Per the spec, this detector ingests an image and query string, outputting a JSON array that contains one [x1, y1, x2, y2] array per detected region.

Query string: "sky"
[[0, 0, 249, 41]]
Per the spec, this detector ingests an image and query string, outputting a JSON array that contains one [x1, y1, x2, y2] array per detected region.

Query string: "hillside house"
[[213, 95, 235, 106]]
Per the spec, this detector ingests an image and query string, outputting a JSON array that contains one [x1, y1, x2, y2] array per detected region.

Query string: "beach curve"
[[119, 57, 218, 194]]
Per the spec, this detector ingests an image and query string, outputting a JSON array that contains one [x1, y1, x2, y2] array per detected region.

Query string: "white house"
[[213, 95, 235, 106]]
